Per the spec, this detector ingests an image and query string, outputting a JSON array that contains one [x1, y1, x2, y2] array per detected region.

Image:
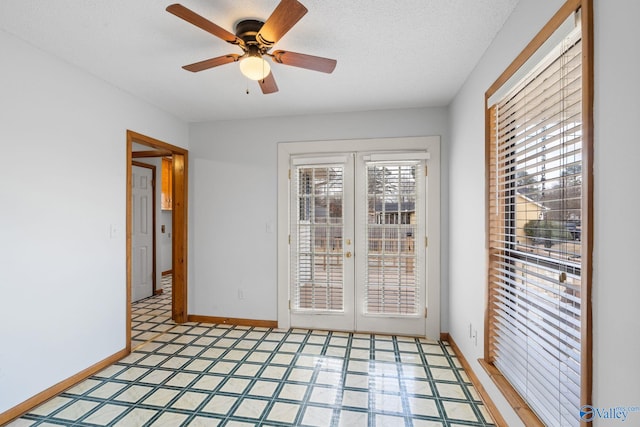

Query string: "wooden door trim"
[[132, 149, 172, 158], [127, 130, 188, 352], [131, 161, 157, 295]]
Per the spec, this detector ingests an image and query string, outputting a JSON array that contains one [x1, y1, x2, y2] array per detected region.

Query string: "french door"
[[289, 152, 428, 336]]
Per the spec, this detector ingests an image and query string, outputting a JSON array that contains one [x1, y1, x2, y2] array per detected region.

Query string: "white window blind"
[[291, 163, 345, 312], [488, 16, 583, 427], [364, 160, 424, 316]]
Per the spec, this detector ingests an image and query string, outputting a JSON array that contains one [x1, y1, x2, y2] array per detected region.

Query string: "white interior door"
[[132, 165, 154, 302], [289, 152, 428, 336]]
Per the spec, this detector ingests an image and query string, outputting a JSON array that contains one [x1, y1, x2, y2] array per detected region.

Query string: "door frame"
[[126, 130, 189, 352], [131, 161, 157, 298], [277, 136, 441, 339]]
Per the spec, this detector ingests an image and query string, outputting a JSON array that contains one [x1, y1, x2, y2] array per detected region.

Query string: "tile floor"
[[131, 275, 175, 349], [7, 277, 495, 427]]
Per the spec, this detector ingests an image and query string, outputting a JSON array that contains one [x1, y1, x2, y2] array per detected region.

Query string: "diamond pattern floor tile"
[[12, 275, 495, 427]]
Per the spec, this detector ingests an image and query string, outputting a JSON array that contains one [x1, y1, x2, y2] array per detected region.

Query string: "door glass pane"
[[293, 165, 344, 311], [365, 163, 420, 315]]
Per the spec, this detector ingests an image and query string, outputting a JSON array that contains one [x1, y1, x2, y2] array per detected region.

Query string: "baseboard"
[[441, 335, 507, 427], [0, 348, 129, 426], [187, 315, 278, 329]]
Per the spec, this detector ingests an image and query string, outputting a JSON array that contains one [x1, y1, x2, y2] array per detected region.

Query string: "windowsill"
[[478, 359, 544, 427]]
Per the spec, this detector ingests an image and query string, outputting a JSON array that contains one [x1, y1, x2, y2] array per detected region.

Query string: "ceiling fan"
[[166, 0, 337, 94]]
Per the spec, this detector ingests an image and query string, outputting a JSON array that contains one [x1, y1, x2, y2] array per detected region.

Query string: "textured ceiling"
[[0, 0, 519, 122]]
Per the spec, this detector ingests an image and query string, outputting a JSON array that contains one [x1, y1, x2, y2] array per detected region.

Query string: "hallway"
[[131, 275, 175, 349]]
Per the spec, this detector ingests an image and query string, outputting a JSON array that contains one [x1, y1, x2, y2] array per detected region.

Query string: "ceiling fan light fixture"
[[239, 55, 271, 81]]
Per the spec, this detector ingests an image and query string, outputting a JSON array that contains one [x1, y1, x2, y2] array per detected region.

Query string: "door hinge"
[[288, 234, 291, 244], [288, 169, 291, 180], [425, 237, 428, 247], [424, 307, 428, 318], [288, 300, 291, 310], [425, 165, 428, 176]]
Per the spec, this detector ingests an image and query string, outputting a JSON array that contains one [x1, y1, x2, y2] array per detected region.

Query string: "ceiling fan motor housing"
[[235, 19, 266, 48]]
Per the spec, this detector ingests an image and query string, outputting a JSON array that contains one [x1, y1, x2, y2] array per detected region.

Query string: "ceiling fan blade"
[[271, 50, 337, 73], [259, 72, 279, 94], [167, 4, 243, 46], [183, 54, 240, 72], [256, 0, 308, 47]]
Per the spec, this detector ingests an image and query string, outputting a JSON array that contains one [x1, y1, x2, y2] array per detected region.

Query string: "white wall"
[[0, 29, 188, 414], [448, 0, 640, 425], [188, 108, 450, 328], [591, 0, 640, 418]]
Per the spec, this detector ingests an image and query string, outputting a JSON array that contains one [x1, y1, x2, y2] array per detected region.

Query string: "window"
[[292, 164, 345, 312], [365, 162, 423, 316], [484, 1, 592, 426]]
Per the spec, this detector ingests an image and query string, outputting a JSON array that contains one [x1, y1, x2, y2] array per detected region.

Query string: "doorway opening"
[[126, 130, 188, 352]]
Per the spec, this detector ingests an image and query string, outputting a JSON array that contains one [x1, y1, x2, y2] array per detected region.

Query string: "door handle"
[[345, 251, 352, 258]]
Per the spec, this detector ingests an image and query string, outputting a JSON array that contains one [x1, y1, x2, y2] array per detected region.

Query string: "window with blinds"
[[365, 161, 423, 316], [291, 164, 345, 311], [486, 3, 592, 426]]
